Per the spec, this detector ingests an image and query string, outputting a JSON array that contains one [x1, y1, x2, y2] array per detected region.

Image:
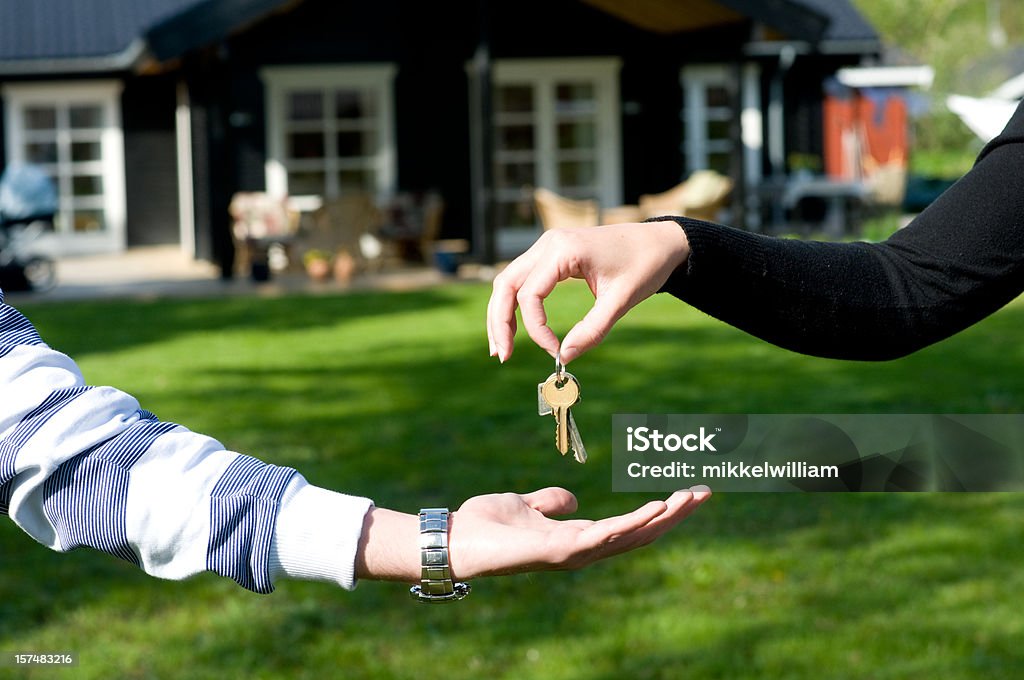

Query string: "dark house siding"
[[122, 73, 180, 246], [215, 0, 785, 244]]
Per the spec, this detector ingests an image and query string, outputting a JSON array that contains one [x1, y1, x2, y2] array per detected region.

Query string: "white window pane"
[[69, 105, 104, 129], [497, 124, 534, 152], [555, 83, 595, 115], [496, 200, 536, 228], [288, 170, 326, 195], [288, 91, 323, 121], [557, 121, 595, 150], [337, 168, 375, 192], [72, 174, 103, 197], [558, 160, 596, 188], [287, 131, 325, 159], [72, 208, 105, 232], [336, 130, 376, 158], [334, 89, 374, 119], [497, 85, 533, 113], [24, 107, 57, 131], [71, 141, 102, 162], [26, 141, 58, 164], [496, 161, 535, 187]]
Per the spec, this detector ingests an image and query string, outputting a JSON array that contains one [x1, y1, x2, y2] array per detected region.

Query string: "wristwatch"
[[409, 508, 471, 603]]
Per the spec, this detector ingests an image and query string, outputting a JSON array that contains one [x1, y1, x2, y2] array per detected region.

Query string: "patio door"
[[2, 81, 126, 255], [681, 65, 734, 175], [489, 58, 622, 256]]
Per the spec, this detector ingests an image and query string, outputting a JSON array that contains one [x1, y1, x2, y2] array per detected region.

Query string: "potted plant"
[[303, 249, 332, 281], [333, 247, 357, 284]]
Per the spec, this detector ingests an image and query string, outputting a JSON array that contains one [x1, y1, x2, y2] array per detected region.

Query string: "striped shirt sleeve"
[[0, 289, 374, 593]]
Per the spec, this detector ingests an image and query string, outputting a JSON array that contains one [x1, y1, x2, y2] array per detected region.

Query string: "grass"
[[2, 281, 1023, 679]]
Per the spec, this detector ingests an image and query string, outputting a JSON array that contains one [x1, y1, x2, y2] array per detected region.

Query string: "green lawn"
[[2, 281, 1023, 679]]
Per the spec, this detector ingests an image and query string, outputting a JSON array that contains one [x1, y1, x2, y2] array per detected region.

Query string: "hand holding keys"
[[538, 353, 587, 464]]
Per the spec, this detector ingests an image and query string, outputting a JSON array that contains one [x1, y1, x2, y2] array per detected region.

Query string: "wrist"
[[354, 507, 421, 582], [646, 218, 691, 270], [409, 507, 471, 602]]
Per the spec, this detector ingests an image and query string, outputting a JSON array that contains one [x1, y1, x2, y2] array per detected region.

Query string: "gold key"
[[538, 352, 585, 461], [542, 372, 579, 455]]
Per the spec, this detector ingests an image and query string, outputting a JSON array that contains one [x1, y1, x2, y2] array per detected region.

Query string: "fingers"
[[574, 487, 711, 563], [487, 231, 583, 362], [487, 249, 561, 362], [487, 267, 522, 362], [520, 486, 579, 517]]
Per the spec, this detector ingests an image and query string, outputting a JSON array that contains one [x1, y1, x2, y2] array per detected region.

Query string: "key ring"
[[555, 351, 566, 385]]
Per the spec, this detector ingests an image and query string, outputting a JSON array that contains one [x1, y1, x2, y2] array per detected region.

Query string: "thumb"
[[559, 293, 629, 363], [520, 487, 578, 517]]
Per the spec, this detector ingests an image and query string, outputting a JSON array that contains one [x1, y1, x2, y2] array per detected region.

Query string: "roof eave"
[[718, 0, 829, 42], [0, 38, 147, 77], [744, 37, 881, 58], [145, 0, 298, 62]]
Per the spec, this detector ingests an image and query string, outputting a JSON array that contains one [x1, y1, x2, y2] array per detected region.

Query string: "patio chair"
[[309, 192, 383, 269], [639, 170, 733, 221], [229, 192, 300, 278], [534, 187, 600, 230], [377, 191, 445, 263]]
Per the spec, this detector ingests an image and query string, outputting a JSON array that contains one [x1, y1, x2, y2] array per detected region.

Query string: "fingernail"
[[689, 484, 711, 494], [561, 346, 578, 363]]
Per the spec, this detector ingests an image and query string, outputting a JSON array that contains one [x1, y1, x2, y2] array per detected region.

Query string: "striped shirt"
[[1, 289, 373, 593]]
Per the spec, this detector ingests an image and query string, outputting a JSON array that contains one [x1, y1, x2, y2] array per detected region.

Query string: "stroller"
[[0, 163, 58, 292]]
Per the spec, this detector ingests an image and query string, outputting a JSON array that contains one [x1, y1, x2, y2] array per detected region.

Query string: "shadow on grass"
[[4, 287, 1024, 677], [13, 288, 464, 360]]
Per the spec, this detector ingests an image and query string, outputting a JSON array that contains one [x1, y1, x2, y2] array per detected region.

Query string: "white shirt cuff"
[[268, 475, 374, 590]]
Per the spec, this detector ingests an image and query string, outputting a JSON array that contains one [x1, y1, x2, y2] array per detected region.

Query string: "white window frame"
[[482, 57, 622, 256], [492, 58, 622, 204], [681, 64, 734, 175], [2, 80, 126, 255], [261, 64, 397, 206]]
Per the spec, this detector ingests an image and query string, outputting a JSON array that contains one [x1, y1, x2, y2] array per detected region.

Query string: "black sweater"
[[657, 101, 1024, 361]]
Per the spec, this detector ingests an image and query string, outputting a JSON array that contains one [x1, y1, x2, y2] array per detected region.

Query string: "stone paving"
[[5, 245, 493, 302]]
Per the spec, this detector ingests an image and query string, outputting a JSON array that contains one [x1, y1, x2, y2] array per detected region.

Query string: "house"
[[0, 0, 882, 273]]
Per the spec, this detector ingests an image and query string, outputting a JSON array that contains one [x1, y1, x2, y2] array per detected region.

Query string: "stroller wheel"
[[23, 256, 57, 291]]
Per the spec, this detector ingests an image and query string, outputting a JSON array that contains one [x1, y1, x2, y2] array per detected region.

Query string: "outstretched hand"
[[487, 221, 690, 365], [449, 486, 710, 579], [355, 486, 710, 583]]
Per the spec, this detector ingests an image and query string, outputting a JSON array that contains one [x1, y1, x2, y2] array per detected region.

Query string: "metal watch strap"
[[409, 508, 471, 603]]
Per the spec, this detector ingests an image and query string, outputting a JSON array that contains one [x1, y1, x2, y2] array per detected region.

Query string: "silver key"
[[541, 372, 579, 455], [567, 409, 587, 464], [538, 378, 553, 416]]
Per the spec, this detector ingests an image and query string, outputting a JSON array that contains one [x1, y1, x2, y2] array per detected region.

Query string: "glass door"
[[491, 59, 621, 256]]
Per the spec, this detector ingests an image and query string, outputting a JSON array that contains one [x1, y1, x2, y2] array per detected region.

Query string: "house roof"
[[797, 0, 877, 43], [0, 0, 879, 76], [0, 0, 202, 73]]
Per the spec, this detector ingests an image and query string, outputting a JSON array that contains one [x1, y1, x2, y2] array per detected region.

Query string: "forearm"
[[1, 293, 374, 593], [658, 109, 1024, 360]]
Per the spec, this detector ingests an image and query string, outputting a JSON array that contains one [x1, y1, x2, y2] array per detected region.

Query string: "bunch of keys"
[[538, 352, 587, 464]]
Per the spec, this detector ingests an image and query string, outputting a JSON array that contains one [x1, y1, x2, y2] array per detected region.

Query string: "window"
[[262, 65, 397, 201], [2, 81, 125, 253], [682, 65, 734, 175], [488, 58, 622, 252]]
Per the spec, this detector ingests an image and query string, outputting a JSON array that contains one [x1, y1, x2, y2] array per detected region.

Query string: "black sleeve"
[[656, 101, 1024, 361]]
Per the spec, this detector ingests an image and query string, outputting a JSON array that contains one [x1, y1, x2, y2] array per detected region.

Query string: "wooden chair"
[[228, 192, 301, 277], [533, 187, 599, 230], [309, 192, 383, 269], [639, 170, 733, 221]]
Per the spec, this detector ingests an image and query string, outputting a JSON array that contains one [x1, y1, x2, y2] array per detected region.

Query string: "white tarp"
[[946, 94, 1018, 142]]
